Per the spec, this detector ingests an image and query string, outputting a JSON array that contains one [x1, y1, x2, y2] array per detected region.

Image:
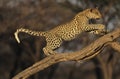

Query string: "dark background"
[[0, 0, 120, 79]]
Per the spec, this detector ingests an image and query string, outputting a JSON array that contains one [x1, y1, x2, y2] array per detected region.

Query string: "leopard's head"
[[84, 8, 102, 19]]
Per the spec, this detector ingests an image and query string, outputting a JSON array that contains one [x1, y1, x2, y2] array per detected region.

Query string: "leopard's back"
[[49, 20, 82, 41]]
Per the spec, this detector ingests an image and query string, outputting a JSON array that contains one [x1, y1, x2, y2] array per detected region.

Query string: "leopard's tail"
[[14, 28, 46, 43]]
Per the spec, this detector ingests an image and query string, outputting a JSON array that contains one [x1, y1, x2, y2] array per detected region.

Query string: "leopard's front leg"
[[85, 24, 107, 35], [90, 29, 108, 35]]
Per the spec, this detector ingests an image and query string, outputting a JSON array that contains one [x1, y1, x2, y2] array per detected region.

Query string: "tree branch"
[[109, 42, 120, 52], [12, 28, 120, 79]]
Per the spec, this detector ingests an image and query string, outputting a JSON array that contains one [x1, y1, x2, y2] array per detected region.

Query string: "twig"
[[12, 28, 120, 79]]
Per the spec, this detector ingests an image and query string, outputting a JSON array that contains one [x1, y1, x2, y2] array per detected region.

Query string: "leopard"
[[14, 8, 106, 56]]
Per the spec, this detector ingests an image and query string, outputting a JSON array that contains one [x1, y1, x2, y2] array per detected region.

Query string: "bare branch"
[[12, 28, 120, 79], [109, 42, 120, 53]]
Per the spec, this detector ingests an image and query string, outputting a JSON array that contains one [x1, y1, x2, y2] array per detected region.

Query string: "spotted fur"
[[14, 8, 106, 56]]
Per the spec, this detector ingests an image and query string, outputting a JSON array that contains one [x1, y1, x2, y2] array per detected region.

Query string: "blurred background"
[[0, 0, 120, 79]]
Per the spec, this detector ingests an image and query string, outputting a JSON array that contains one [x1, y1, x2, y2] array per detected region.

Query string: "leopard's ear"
[[94, 4, 99, 9], [90, 8, 94, 12], [89, 7, 99, 12], [96, 7, 99, 9]]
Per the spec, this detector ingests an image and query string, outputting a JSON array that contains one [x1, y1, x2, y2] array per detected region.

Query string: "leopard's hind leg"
[[43, 33, 62, 56]]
